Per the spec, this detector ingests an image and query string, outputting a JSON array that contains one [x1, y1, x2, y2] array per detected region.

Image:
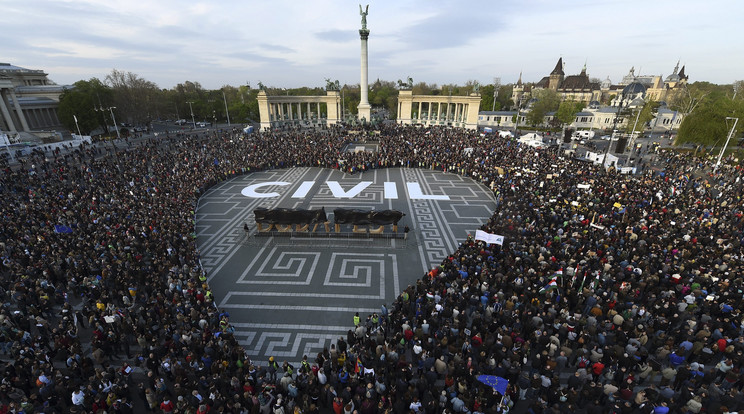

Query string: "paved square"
[[195, 167, 497, 363]]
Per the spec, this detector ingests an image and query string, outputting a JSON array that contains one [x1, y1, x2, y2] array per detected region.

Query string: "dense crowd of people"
[[0, 123, 743, 413]]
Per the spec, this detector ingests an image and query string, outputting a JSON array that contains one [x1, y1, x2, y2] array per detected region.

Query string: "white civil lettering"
[[291, 181, 315, 199], [240, 182, 290, 198], [407, 182, 450, 200], [384, 182, 398, 199], [326, 181, 372, 198]]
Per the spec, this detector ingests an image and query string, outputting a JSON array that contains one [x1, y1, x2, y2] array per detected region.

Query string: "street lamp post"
[[95, 106, 120, 139], [222, 91, 231, 126], [714, 117, 740, 173], [627, 106, 643, 165], [186, 101, 196, 128], [94, 106, 107, 137], [603, 93, 627, 167], [513, 95, 525, 135], [108, 107, 121, 139], [73, 115, 82, 138]]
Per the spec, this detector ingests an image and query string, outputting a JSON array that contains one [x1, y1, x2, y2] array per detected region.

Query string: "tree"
[[668, 82, 733, 115], [526, 89, 560, 127], [628, 101, 660, 134], [554, 100, 585, 127], [480, 84, 496, 111], [412, 82, 438, 96], [676, 91, 744, 147], [340, 84, 360, 118], [105, 69, 160, 125], [732, 80, 743, 100], [369, 79, 398, 119], [57, 78, 112, 134], [496, 85, 513, 110]]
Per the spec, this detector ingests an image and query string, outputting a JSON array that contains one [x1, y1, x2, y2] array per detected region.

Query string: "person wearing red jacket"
[[159, 398, 175, 413], [591, 361, 605, 382]]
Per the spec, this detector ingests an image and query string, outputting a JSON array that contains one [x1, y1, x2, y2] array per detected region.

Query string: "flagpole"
[[578, 271, 587, 291]]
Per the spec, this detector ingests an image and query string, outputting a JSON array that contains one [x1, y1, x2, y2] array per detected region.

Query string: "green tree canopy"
[[554, 100, 585, 126], [628, 101, 660, 134], [369, 79, 398, 118], [57, 78, 112, 135], [526, 89, 560, 126], [105, 69, 160, 125], [676, 91, 744, 146]]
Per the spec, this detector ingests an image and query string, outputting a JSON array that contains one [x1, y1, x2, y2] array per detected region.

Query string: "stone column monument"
[[357, 4, 371, 123]]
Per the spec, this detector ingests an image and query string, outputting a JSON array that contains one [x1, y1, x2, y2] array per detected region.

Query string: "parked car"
[[572, 130, 595, 140], [175, 119, 187, 125], [498, 130, 514, 138]]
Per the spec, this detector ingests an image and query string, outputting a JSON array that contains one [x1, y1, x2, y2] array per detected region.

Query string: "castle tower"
[[548, 57, 564, 91]]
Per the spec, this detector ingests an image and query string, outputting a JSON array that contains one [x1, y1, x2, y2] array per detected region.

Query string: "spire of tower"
[[550, 57, 564, 76]]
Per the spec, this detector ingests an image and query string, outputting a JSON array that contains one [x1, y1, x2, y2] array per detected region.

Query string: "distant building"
[[0, 62, 70, 136], [516, 58, 689, 107], [496, 59, 688, 132], [530, 58, 601, 103]]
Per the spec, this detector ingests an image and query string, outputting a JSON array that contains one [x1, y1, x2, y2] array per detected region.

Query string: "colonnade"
[[0, 87, 32, 132], [268, 101, 327, 122], [409, 101, 470, 124], [396, 90, 481, 130], [257, 90, 341, 131]]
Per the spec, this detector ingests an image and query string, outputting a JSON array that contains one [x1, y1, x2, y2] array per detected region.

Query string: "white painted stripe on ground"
[[220, 304, 379, 312], [230, 323, 349, 331], [384, 181, 398, 199], [221, 291, 384, 300]]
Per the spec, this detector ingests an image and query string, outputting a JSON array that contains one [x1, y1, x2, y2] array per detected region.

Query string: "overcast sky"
[[4, 0, 741, 90]]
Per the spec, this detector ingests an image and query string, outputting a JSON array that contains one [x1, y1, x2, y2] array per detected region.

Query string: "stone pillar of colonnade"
[[256, 91, 271, 131], [0, 90, 17, 132], [8, 91, 30, 131], [325, 91, 340, 125]]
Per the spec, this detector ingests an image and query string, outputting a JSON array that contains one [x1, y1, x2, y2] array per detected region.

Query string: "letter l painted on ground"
[[407, 182, 450, 200]]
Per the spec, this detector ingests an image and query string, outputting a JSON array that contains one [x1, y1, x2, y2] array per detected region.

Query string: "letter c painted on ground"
[[240, 182, 290, 198]]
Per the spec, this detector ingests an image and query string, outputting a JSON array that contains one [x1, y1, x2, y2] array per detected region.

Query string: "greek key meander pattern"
[[196, 168, 496, 363]]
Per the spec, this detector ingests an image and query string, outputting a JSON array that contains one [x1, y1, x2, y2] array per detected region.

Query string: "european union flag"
[[54, 225, 73, 234], [477, 375, 508, 395]]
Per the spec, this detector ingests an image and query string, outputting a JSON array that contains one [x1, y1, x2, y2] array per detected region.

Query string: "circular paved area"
[[195, 167, 497, 364]]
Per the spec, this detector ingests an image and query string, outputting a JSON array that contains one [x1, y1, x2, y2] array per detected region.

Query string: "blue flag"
[[54, 225, 73, 234], [476, 375, 508, 395]]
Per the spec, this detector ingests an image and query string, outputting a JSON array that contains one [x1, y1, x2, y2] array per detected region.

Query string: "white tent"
[[518, 133, 546, 148], [519, 133, 543, 141]]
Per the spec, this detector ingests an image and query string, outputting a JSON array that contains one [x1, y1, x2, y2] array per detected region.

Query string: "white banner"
[[475, 230, 504, 245]]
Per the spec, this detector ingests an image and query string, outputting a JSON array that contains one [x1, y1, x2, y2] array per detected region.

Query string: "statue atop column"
[[397, 77, 414, 90], [325, 78, 340, 91], [359, 4, 369, 30]]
